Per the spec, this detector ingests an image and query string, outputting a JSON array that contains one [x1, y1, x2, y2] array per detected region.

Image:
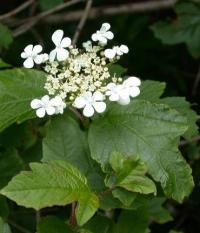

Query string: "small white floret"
[[92, 23, 114, 45], [49, 29, 71, 62]]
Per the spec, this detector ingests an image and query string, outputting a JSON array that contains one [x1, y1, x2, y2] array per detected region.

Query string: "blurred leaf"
[[151, 2, 200, 58], [0, 196, 9, 219], [107, 64, 127, 77], [0, 59, 11, 68], [39, 0, 64, 10], [108, 152, 156, 195], [0, 217, 11, 233], [1, 161, 99, 225], [0, 69, 46, 133], [43, 115, 91, 174], [37, 216, 73, 233], [88, 100, 194, 202], [0, 148, 24, 189], [0, 24, 13, 50], [112, 188, 137, 207], [148, 197, 172, 224]]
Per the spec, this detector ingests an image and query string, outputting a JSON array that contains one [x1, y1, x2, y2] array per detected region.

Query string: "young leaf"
[[0, 68, 46, 133], [108, 153, 156, 195], [43, 115, 91, 174], [112, 188, 137, 207], [88, 100, 194, 202], [1, 161, 99, 225]]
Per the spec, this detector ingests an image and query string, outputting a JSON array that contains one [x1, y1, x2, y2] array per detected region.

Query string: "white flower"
[[21, 44, 45, 68], [74, 91, 106, 117], [30, 95, 66, 118], [106, 83, 130, 105], [92, 23, 114, 45], [49, 29, 71, 62], [82, 40, 92, 52], [104, 45, 129, 59], [123, 76, 141, 98]]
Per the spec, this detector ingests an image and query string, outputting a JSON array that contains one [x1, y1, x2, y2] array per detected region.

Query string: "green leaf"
[[151, 2, 200, 58], [112, 188, 137, 207], [0, 24, 13, 50], [0, 217, 11, 233], [113, 208, 149, 233], [107, 64, 127, 77], [108, 152, 156, 195], [0, 196, 9, 219], [39, 0, 64, 10], [0, 149, 24, 189], [88, 100, 194, 202], [160, 97, 199, 139], [0, 161, 99, 225], [37, 216, 73, 233], [0, 68, 46, 133], [43, 115, 91, 174], [0, 59, 11, 69], [148, 197, 172, 224]]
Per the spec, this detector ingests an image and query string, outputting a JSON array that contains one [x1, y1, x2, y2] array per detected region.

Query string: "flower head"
[[92, 23, 114, 45], [49, 30, 71, 62], [21, 44, 46, 68], [74, 91, 106, 117]]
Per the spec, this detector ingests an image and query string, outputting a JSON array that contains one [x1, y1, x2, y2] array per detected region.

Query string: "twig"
[[179, 135, 200, 146], [69, 202, 77, 227], [72, 0, 93, 45], [44, 0, 178, 24], [192, 63, 200, 96], [69, 106, 85, 124], [0, 0, 35, 21], [7, 219, 33, 233], [13, 0, 84, 37]]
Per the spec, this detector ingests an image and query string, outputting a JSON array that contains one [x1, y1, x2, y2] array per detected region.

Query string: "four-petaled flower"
[[74, 91, 106, 117], [31, 95, 66, 118], [49, 29, 71, 62], [92, 23, 114, 45], [21, 44, 47, 68], [104, 45, 129, 59]]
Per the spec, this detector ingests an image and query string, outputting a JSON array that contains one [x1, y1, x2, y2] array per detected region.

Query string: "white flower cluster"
[[21, 23, 141, 118]]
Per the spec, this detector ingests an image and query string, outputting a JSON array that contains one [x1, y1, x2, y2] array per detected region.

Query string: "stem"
[[7, 219, 33, 233], [69, 202, 77, 227], [99, 186, 116, 198]]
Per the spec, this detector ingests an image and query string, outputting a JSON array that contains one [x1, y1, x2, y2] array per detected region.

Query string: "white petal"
[[74, 96, 86, 109], [91, 33, 98, 41], [50, 96, 63, 106], [101, 23, 110, 31], [124, 77, 141, 87], [93, 91, 104, 101], [106, 82, 116, 90], [105, 31, 114, 40], [99, 36, 107, 45], [21, 52, 27, 59], [24, 44, 33, 56], [30, 99, 42, 109], [104, 49, 116, 59], [49, 49, 57, 62], [120, 45, 129, 54], [118, 96, 130, 105], [52, 29, 64, 46], [83, 104, 94, 117], [32, 45, 42, 55], [109, 93, 119, 101], [56, 48, 69, 61], [34, 55, 43, 64], [61, 37, 71, 48], [41, 95, 50, 104], [41, 53, 49, 62], [93, 102, 106, 113], [23, 57, 34, 68], [46, 106, 56, 115], [36, 108, 46, 118], [129, 86, 140, 97]]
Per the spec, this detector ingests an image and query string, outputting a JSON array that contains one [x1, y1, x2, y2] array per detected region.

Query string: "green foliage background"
[[0, 0, 199, 233]]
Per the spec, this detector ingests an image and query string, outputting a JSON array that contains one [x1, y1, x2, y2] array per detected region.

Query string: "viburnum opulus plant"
[[0, 22, 197, 232], [21, 23, 140, 118]]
